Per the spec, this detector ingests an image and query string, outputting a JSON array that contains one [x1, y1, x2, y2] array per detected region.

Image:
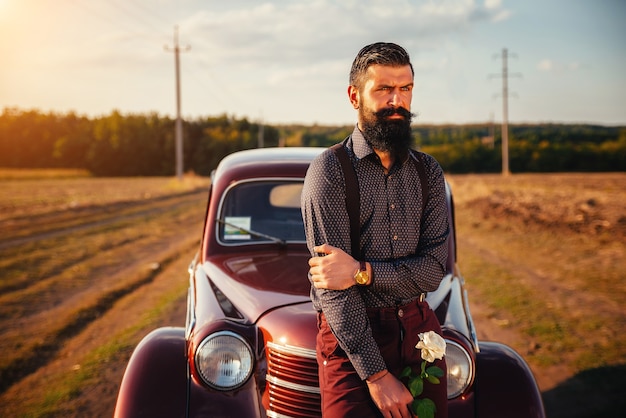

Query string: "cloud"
[[183, 0, 509, 66], [168, 0, 513, 121], [537, 59, 554, 72], [537, 59, 583, 73]]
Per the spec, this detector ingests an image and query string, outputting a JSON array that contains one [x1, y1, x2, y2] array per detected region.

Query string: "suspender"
[[330, 140, 429, 260], [330, 142, 361, 258]]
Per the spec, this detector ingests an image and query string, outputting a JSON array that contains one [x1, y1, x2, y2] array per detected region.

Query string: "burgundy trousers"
[[317, 299, 448, 417]]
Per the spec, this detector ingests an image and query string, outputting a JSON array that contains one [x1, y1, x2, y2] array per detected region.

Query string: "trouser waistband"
[[365, 293, 427, 322]]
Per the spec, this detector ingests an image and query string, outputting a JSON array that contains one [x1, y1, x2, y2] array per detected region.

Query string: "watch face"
[[355, 271, 369, 285]]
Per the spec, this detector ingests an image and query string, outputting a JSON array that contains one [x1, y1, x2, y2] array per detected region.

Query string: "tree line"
[[1, 108, 624, 176]]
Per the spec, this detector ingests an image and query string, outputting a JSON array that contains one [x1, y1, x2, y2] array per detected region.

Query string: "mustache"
[[374, 107, 414, 120]]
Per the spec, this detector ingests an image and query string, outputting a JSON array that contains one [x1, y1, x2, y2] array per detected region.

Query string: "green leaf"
[[416, 398, 437, 418], [408, 376, 424, 397], [410, 398, 421, 415], [426, 375, 441, 384], [400, 366, 413, 379], [426, 366, 444, 378]]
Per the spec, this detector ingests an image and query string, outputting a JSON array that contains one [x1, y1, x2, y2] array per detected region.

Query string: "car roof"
[[211, 147, 326, 185], [214, 147, 325, 175]]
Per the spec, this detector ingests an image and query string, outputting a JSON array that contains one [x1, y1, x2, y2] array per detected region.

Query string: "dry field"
[[0, 170, 624, 417]]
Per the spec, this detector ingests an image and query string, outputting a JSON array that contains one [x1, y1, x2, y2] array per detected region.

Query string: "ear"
[[347, 85, 360, 109]]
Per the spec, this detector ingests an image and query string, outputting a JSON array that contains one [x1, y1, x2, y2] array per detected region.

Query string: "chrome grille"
[[266, 341, 321, 418]]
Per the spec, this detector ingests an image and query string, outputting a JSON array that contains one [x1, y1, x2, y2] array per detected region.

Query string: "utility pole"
[[490, 48, 521, 176], [257, 113, 264, 148], [165, 25, 190, 181], [257, 123, 264, 148]]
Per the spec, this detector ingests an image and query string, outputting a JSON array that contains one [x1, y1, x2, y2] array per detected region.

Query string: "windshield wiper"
[[216, 219, 286, 246]]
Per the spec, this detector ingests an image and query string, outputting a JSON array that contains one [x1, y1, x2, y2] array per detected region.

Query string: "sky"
[[1, 0, 625, 126]]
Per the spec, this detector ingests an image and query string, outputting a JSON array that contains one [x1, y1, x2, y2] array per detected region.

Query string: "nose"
[[387, 90, 401, 107]]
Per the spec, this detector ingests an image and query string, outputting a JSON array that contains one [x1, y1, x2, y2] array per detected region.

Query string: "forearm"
[[370, 245, 448, 295]]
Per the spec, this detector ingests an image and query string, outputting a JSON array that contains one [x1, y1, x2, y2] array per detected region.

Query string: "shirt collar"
[[349, 125, 375, 160]]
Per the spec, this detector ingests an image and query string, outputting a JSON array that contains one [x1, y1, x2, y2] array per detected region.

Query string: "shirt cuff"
[[349, 345, 387, 380]]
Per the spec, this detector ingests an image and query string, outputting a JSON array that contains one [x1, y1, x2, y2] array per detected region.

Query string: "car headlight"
[[195, 331, 254, 390], [445, 339, 474, 399]]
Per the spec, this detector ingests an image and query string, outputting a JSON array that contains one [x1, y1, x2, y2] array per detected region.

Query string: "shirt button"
[[390, 204, 396, 210], [398, 309, 404, 318], [393, 235, 398, 240]]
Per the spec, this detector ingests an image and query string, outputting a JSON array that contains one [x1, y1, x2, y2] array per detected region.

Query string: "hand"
[[308, 244, 359, 290], [366, 371, 414, 418]]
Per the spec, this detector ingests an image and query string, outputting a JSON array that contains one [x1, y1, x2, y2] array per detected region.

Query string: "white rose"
[[415, 331, 446, 363]]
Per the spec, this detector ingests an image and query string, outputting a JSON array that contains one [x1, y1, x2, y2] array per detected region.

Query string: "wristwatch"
[[354, 261, 369, 286]]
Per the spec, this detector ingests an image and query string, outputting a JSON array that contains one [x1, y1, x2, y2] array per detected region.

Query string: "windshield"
[[218, 180, 306, 245]]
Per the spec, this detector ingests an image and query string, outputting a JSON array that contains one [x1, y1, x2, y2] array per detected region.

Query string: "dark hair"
[[349, 42, 414, 89]]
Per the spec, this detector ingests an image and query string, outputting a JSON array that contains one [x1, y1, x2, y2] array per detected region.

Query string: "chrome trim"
[[265, 374, 320, 395], [185, 261, 197, 340], [184, 287, 195, 340], [267, 341, 317, 359], [463, 288, 480, 353], [266, 411, 295, 418]]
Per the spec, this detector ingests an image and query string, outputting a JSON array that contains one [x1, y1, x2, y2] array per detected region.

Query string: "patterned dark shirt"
[[301, 125, 449, 379]]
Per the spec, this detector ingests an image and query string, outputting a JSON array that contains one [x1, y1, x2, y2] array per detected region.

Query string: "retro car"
[[114, 147, 545, 417]]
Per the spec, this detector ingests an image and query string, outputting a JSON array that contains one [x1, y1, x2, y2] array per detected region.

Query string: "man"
[[301, 42, 450, 417]]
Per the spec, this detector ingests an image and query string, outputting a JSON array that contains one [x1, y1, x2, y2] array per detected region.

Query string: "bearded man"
[[302, 42, 450, 417]]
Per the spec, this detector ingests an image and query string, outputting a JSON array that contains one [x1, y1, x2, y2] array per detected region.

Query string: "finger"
[[389, 409, 402, 418], [314, 243, 333, 255], [308, 255, 325, 267], [313, 278, 327, 289]]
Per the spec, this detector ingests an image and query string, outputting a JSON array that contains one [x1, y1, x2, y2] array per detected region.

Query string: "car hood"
[[201, 250, 313, 323]]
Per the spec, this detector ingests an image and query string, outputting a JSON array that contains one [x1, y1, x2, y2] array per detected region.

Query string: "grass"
[[450, 173, 626, 375], [0, 173, 208, 411], [0, 168, 92, 180], [0, 172, 209, 223], [0, 209, 200, 373], [1, 171, 624, 417], [15, 274, 189, 418]]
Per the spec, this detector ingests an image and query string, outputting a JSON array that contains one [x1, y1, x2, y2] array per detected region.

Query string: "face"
[[348, 64, 414, 125], [348, 64, 415, 156]]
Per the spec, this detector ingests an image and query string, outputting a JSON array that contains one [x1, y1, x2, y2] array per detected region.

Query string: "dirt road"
[[1, 173, 624, 417], [0, 178, 208, 417]]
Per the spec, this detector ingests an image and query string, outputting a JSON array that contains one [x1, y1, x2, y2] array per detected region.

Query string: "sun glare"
[[0, 0, 12, 16]]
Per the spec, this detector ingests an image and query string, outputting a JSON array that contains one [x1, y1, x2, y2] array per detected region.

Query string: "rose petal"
[[415, 331, 446, 362]]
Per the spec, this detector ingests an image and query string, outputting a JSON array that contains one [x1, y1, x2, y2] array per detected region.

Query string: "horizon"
[[2, 106, 625, 128]]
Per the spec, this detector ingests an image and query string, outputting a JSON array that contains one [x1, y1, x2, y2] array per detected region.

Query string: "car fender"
[[114, 327, 188, 418], [474, 341, 546, 418]]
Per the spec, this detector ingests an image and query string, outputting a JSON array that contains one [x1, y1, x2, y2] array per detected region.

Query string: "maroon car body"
[[114, 147, 545, 418]]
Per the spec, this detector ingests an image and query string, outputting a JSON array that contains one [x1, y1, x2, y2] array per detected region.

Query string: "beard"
[[360, 106, 414, 160]]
